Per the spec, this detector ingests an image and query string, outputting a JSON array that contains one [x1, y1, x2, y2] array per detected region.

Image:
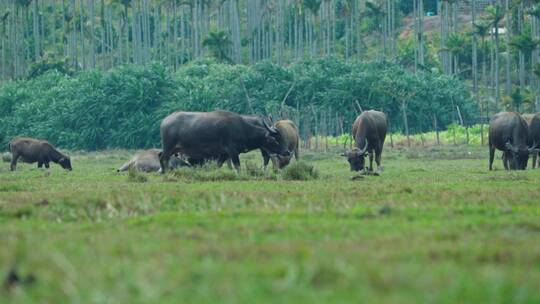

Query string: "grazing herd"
[[4, 109, 540, 174]]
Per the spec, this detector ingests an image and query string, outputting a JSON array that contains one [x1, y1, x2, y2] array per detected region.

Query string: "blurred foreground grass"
[[1, 145, 540, 303]]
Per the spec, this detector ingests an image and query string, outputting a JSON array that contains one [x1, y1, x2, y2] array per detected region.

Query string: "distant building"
[[458, 0, 492, 14], [430, 0, 493, 16]]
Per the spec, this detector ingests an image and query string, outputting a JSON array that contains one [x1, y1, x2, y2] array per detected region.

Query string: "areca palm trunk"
[[79, 0, 86, 69], [495, 25, 500, 103], [472, 0, 478, 95], [32, 0, 40, 61], [518, 1, 525, 88], [533, 9, 540, 110], [88, 0, 95, 68], [505, 0, 512, 95]]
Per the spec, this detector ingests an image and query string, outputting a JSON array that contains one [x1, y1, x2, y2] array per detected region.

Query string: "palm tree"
[[202, 30, 231, 62], [474, 21, 490, 87], [510, 33, 539, 87], [303, 0, 321, 56], [486, 4, 504, 103], [444, 32, 466, 75], [365, 1, 385, 58]]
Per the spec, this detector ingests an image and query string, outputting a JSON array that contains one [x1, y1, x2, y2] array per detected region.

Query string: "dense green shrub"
[[282, 162, 320, 181], [0, 58, 477, 150]]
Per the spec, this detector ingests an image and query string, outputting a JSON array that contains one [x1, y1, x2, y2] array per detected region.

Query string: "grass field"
[[1, 146, 540, 303]]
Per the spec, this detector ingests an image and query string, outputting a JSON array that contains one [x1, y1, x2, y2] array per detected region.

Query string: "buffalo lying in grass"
[[118, 149, 188, 173]]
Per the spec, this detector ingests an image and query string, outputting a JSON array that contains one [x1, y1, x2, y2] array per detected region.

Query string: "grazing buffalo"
[[117, 149, 189, 173], [488, 112, 539, 170], [266, 120, 299, 169], [183, 114, 271, 169], [528, 113, 540, 168], [9, 137, 72, 171], [159, 110, 287, 173], [342, 110, 387, 172]]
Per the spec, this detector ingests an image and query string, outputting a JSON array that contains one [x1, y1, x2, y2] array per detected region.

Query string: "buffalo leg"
[[10, 154, 19, 171], [375, 149, 382, 171], [230, 154, 241, 173], [368, 152, 374, 172], [294, 148, 299, 161], [45, 162, 50, 169], [261, 150, 271, 170], [533, 152, 538, 169], [216, 154, 229, 168], [502, 152, 509, 170], [159, 151, 173, 174], [489, 145, 495, 171], [37, 161, 43, 168]]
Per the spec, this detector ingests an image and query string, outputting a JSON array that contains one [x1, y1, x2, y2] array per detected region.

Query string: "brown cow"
[[9, 137, 72, 171], [266, 120, 299, 169], [342, 110, 387, 172]]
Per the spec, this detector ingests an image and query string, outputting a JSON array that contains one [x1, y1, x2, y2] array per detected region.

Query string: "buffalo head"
[[262, 120, 288, 155], [505, 141, 540, 170], [341, 140, 369, 171], [59, 157, 72, 171], [274, 152, 293, 169]]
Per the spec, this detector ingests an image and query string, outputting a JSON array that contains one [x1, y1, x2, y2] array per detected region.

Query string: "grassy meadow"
[[1, 145, 540, 303]]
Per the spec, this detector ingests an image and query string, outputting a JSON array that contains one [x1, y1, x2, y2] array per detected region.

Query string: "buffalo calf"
[[9, 137, 72, 171]]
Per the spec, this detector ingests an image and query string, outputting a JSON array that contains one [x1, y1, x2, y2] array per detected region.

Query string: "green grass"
[[1, 146, 540, 303]]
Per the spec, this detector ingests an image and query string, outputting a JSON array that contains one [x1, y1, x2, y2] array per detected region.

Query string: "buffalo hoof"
[[351, 175, 365, 180]]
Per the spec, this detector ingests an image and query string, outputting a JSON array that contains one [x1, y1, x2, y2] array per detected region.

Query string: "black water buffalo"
[[158, 110, 287, 173], [117, 149, 189, 173], [342, 110, 387, 172], [266, 120, 299, 169], [528, 113, 540, 168], [9, 137, 72, 171], [488, 112, 539, 170]]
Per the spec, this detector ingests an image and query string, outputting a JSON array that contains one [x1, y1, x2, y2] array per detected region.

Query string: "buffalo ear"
[[505, 142, 515, 152], [340, 151, 349, 157], [59, 157, 65, 163], [158, 152, 163, 158]]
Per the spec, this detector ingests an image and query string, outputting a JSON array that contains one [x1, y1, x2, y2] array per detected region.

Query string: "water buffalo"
[[9, 137, 72, 171], [528, 113, 540, 168], [159, 110, 287, 173], [117, 149, 189, 173], [266, 120, 299, 169], [182, 114, 271, 169], [342, 110, 387, 172], [488, 112, 539, 170]]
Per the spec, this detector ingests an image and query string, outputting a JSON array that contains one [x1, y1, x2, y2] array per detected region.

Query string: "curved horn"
[[359, 139, 369, 154], [505, 141, 518, 153], [529, 141, 540, 154], [263, 119, 278, 134]]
